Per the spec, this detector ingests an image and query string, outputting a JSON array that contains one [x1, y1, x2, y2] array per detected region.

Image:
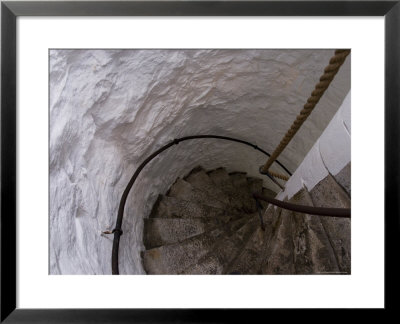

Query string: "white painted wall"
[[49, 49, 350, 274], [276, 91, 351, 200]]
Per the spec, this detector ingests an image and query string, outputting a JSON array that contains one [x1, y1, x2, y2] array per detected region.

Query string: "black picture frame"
[[1, 1, 399, 322]]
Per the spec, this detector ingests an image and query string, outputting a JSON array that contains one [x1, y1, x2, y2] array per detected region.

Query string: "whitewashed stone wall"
[[49, 49, 350, 274], [276, 91, 351, 200]]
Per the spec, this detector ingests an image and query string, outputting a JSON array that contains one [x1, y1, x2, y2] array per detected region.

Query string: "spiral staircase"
[[142, 165, 351, 275], [106, 50, 351, 275]]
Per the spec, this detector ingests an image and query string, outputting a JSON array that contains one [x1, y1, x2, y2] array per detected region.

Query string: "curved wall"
[[49, 49, 350, 274]]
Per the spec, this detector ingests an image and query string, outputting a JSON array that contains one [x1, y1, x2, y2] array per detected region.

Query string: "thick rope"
[[260, 49, 351, 179], [267, 170, 289, 181]]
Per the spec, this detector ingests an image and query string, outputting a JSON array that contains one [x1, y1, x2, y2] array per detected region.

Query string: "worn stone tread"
[[206, 168, 231, 186], [207, 168, 251, 211], [229, 172, 248, 187], [309, 174, 351, 274], [144, 217, 228, 249], [182, 215, 259, 274], [143, 227, 225, 274], [290, 189, 339, 274], [333, 162, 351, 197], [259, 187, 277, 209], [167, 178, 230, 210], [184, 168, 231, 204], [262, 187, 277, 198], [144, 165, 350, 275], [247, 177, 263, 195], [262, 207, 295, 274], [227, 207, 275, 274], [143, 215, 254, 274], [150, 195, 239, 220], [229, 173, 258, 213], [208, 171, 256, 213]]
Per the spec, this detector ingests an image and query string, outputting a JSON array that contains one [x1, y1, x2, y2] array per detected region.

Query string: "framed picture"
[[1, 0, 398, 321]]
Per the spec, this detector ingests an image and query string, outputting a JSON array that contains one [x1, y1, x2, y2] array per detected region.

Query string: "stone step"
[[262, 187, 277, 198], [263, 204, 280, 228], [308, 174, 351, 274], [143, 165, 351, 275], [229, 214, 255, 232], [150, 195, 237, 220], [262, 206, 295, 274], [184, 168, 231, 204], [207, 168, 249, 211], [207, 168, 231, 186], [229, 173, 258, 213], [143, 217, 228, 249], [208, 169, 256, 213], [333, 162, 351, 198], [226, 207, 275, 274], [247, 177, 263, 195], [290, 189, 339, 274], [182, 215, 259, 274], [229, 172, 248, 188], [143, 215, 254, 274], [256, 187, 277, 210], [248, 177, 268, 208], [167, 178, 230, 210], [143, 227, 225, 274]]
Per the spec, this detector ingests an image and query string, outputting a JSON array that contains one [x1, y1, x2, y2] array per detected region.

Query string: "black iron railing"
[[253, 193, 351, 218]]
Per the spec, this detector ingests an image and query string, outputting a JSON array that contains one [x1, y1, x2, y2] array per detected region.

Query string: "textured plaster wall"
[[49, 49, 350, 274]]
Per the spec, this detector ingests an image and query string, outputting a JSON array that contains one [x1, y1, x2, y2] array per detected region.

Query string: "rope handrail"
[[253, 193, 351, 218], [260, 49, 351, 180], [108, 135, 292, 274]]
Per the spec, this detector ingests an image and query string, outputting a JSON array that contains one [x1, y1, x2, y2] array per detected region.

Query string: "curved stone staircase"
[[142, 166, 351, 275]]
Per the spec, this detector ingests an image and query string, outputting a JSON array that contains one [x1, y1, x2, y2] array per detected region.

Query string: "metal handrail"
[[108, 135, 292, 274], [253, 193, 351, 218]]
